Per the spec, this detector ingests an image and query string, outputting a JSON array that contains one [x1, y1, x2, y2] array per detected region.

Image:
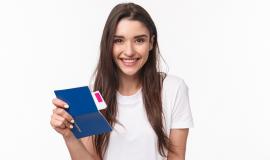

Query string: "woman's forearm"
[[167, 148, 186, 160], [63, 134, 98, 160]]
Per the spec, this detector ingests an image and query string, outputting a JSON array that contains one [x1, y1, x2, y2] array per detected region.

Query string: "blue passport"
[[54, 86, 112, 139]]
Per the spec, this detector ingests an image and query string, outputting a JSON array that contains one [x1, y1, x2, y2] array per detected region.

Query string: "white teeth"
[[122, 58, 138, 62], [120, 58, 139, 66]]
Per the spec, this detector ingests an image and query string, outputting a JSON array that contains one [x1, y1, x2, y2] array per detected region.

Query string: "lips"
[[120, 58, 140, 66]]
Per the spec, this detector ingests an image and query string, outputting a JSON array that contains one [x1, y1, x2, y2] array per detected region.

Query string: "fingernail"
[[64, 104, 69, 108], [70, 119, 74, 123], [70, 125, 73, 129]]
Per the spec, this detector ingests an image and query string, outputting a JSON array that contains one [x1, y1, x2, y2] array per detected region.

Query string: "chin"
[[120, 69, 140, 77]]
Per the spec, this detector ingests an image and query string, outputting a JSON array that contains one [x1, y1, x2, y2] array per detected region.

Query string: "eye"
[[136, 38, 145, 44], [113, 39, 123, 44]]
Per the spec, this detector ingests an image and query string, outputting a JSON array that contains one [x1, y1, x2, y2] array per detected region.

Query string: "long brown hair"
[[92, 2, 172, 158]]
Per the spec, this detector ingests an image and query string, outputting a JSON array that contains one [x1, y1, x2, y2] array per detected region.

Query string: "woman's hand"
[[50, 98, 75, 138]]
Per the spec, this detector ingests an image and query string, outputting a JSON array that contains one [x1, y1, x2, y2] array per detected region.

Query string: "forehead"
[[114, 18, 150, 37]]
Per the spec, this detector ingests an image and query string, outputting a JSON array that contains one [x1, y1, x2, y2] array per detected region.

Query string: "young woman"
[[50, 3, 194, 160]]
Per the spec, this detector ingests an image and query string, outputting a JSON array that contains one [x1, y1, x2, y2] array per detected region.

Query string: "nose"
[[124, 41, 135, 57]]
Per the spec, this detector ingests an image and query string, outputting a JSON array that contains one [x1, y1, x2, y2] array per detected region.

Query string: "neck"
[[118, 73, 141, 96]]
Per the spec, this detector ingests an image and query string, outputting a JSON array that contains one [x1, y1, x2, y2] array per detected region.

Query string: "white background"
[[0, 0, 269, 159]]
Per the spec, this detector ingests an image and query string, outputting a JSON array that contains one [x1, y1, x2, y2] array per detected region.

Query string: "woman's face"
[[112, 18, 154, 78]]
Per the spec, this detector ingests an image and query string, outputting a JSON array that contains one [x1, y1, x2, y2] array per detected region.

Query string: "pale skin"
[[50, 18, 189, 160]]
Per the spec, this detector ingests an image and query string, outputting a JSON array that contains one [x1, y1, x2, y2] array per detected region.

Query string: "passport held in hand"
[[54, 86, 112, 139]]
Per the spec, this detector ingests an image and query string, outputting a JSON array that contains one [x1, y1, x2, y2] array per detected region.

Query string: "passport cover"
[[54, 86, 112, 139]]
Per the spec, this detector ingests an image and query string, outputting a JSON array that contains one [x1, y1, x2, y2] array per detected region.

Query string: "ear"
[[149, 35, 155, 51]]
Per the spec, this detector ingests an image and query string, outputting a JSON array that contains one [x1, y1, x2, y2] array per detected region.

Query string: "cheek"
[[112, 45, 121, 58], [136, 44, 150, 57]]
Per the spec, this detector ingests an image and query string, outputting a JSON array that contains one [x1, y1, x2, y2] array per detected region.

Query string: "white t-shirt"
[[103, 75, 194, 160]]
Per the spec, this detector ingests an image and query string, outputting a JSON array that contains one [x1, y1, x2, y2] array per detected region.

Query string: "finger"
[[50, 119, 66, 129], [52, 98, 69, 109], [64, 121, 74, 129], [53, 108, 74, 124], [53, 114, 73, 128], [51, 116, 74, 129]]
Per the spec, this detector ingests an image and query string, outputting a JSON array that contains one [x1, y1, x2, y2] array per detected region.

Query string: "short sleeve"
[[171, 80, 194, 128]]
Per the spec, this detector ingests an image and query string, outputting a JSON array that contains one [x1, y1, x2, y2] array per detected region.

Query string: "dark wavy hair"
[[92, 2, 172, 158]]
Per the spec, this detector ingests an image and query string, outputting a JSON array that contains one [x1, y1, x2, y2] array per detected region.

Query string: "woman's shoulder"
[[162, 74, 189, 100], [163, 74, 187, 89]]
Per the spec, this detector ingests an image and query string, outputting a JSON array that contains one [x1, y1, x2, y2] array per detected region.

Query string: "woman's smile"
[[119, 58, 141, 67]]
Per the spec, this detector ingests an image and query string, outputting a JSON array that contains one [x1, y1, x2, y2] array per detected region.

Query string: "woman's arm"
[[167, 128, 189, 160], [63, 134, 100, 160], [50, 98, 100, 160], [79, 136, 101, 160]]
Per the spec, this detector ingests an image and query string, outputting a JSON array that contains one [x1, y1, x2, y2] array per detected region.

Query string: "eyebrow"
[[113, 34, 148, 39]]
